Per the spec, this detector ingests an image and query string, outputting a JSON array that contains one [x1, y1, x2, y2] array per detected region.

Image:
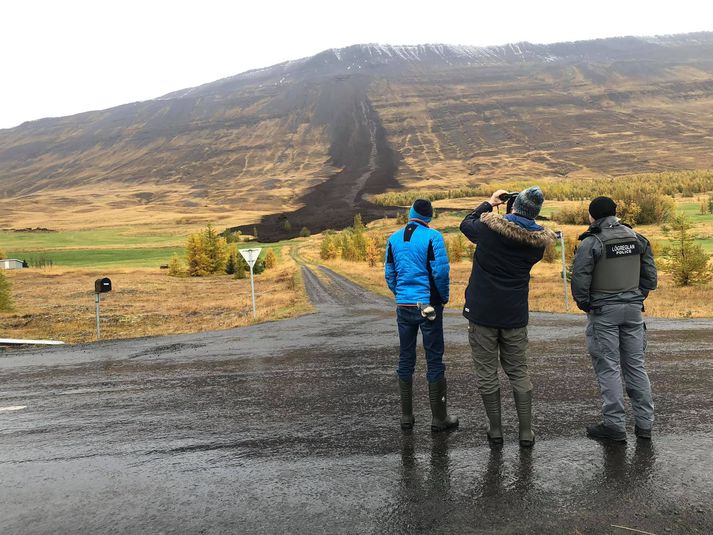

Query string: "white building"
[[1, 259, 24, 270]]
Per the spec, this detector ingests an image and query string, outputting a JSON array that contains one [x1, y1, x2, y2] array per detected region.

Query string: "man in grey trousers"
[[571, 196, 657, 443]]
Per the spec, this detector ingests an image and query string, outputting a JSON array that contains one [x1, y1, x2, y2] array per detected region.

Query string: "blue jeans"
[[396, 305, 445, 384]]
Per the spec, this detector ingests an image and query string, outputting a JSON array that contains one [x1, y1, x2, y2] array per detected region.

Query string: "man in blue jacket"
[[385, 199, 458, 432], [460, 187, 556, 447]]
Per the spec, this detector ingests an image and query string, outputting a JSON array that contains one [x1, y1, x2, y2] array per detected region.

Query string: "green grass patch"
[[676, 202, 713, 222], [0, 227, 182, 251], [8, 247, 186, 268]]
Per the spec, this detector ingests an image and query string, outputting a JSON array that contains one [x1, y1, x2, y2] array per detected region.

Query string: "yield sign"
[[239, 248, 262, 269]]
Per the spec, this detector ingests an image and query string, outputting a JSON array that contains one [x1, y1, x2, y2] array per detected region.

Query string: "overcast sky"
[[1, 0, 711, 129]]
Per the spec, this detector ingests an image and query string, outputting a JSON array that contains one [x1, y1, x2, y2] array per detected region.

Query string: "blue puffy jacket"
[[384, 220, 450, 305]]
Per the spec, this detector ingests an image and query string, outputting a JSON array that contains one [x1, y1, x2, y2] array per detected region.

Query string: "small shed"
[[1, 259, 24, 270]]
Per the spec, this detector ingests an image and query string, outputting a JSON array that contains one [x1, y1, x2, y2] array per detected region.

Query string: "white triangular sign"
[[239, 248, 262, 269]]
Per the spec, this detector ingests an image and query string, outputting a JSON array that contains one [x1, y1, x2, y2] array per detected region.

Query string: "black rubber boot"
[[481, 390, 503, 446], [586, 423, 627, 443], [398, 379, 415, 430], [428, 378, 459, 432], [513, 390, 535, 448], [635, 425, 652, 440]]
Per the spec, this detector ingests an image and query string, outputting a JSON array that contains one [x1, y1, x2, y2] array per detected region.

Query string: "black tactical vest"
[[591, 224, 642, 294]]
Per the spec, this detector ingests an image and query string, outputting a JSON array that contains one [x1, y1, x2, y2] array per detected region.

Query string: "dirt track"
[[1, 266, 712, 534]]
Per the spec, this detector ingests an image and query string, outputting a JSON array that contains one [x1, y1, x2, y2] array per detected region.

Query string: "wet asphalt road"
[[1, 265, 712, 534]]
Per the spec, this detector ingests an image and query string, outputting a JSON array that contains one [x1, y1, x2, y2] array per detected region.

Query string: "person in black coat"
[[460, 187, 556, 447]]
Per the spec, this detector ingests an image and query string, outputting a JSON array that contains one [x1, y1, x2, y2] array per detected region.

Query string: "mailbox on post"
[[94, 277, 112, 339], [95, 278, 112, 294]]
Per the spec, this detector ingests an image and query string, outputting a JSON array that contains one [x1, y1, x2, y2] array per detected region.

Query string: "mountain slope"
[[2, 33, 713, 237]]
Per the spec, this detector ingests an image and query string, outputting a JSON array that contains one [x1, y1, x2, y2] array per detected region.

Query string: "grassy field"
[[0, 225, 299, 268], [301, 207, 713, 319], [0, 223, 310, 343], [2, 194, 712, 344], [1, 249, 310, 343]]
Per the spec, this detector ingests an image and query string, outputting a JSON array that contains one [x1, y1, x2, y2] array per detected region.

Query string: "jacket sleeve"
[[570, 237, 598, 312], [459, 202, 493, 244], [637, 233, 657, 298], [429, 232, 450, 304], [384, 240, 397, 295]]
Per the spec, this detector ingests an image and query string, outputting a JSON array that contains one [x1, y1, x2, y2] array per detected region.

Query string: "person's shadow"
[[383, 432, 454, 532]]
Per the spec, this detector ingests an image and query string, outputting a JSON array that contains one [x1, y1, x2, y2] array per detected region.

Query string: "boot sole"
[[431, 422, 459, 433], [487, 433, 504, 446], [586, 431, 626, 444]]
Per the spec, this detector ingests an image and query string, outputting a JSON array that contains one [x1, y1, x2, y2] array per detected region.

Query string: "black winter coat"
[[460, 202, 556, 329]]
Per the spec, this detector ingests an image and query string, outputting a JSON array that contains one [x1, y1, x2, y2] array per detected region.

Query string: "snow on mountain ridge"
[[161, 32, 713, 100]]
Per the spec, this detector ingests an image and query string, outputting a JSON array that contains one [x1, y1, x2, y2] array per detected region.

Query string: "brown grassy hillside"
[[2, 33, 713, 237]]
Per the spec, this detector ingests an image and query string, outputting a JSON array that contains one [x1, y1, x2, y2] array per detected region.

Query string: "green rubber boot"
[[513, 390, 535, 447], [428, 378, 459, 432], [399, 379, 415, 430], [481, 390, 504, 446]]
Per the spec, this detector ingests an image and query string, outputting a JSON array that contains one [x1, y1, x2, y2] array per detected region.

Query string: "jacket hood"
[[480, 212, 557, 247], [592, 215, 621, 229], [578, 216, 622, 240], [505, 213, 544, 231]]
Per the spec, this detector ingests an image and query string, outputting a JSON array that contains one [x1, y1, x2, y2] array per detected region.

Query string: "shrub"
[[634, 193, 674, 225], [0, 270, 13, 311], [543, 240, 558, 263], [553, 204, 590, 225], [615, 200, 641, 227], [168, 254, 184, 276], [223, 230, 242, 243], [299, 227, 311, 238]]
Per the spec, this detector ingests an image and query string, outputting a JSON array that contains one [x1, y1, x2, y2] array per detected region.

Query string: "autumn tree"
[[225, 249, 238, 275], [446, 234, 467, 263], [168, 254, 184, 276], [264, 248, 277, 269], [661, 214, 712, 286], [320, 233, 339, 260], [353, 213, 366, 232], [365, 237, 379, 267], [186, 225, 229, 276]]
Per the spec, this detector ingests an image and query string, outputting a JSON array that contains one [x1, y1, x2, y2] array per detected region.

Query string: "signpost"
[[239, 248, 262, 318], [555, 231, 569, 311]]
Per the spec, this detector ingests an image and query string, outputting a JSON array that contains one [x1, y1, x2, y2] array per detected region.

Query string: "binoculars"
[[498, 192, 519, 202]]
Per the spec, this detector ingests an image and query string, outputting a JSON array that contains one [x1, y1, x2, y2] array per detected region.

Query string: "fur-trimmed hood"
[[480, 212, 557, 247]]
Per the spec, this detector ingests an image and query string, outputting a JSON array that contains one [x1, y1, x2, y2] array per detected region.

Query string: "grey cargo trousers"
[[586, 303, 654, 431]]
